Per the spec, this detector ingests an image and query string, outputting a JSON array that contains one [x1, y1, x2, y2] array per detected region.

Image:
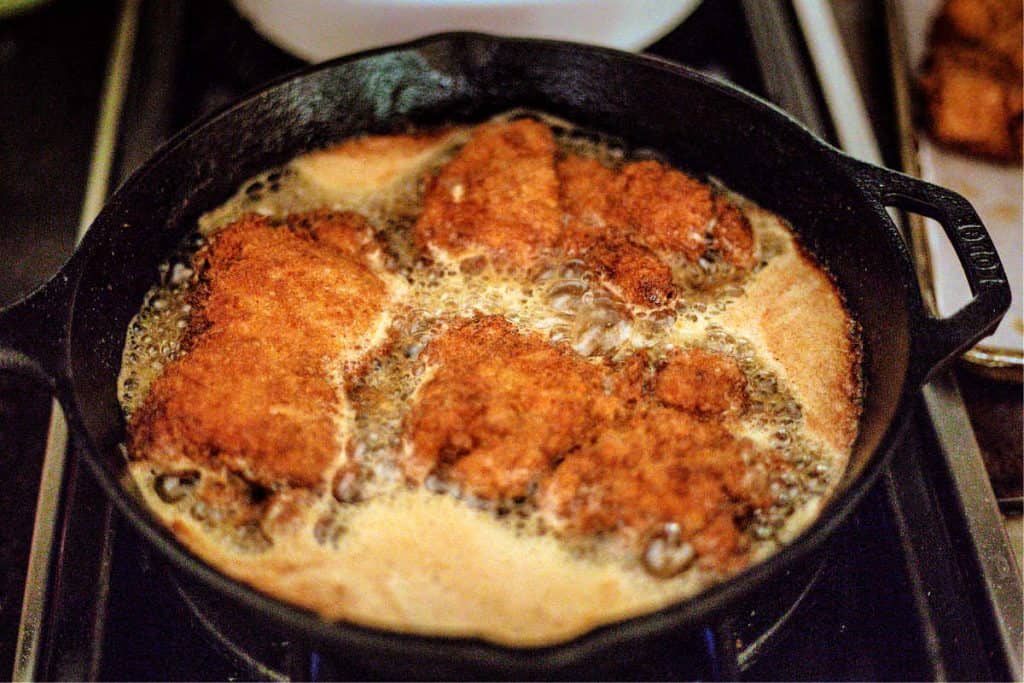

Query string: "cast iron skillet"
[[0, 34, 1010, 676]]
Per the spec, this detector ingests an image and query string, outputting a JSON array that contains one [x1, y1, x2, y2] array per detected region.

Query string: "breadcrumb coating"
[[129, 211, 390, 489]]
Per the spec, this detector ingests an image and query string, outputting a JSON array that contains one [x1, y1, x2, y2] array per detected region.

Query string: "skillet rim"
[[60, 31, 928, 670]]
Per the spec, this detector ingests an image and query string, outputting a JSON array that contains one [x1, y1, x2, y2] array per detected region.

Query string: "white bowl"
[[232, 0, 700, 62]]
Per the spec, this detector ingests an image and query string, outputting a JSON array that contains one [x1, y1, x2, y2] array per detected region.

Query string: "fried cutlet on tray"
[[921, 0, 1023, 161], [129, 211, 392, 490]]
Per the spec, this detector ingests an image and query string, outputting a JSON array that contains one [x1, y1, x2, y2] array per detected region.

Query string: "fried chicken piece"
[[556, 154, 756, 306], [922, 45, 1023, 160], [556, 154, 620, 237], [711, 196, 758, 270], [557, 155, 675, 307], [403, 316, 625, 500], [922, 0, 1023, 161], [939, 0, 1023, 70], [414, 121, 755, 304], [129, 211, 392, 490], [537, 406, 771, 569], [581, 238, 676, 308], [413, 119, 562, 268], [620, 160, 757, 270], [403, 315, 769, 569], [654, 348, 748, 417], [614, 160, 716, 260]]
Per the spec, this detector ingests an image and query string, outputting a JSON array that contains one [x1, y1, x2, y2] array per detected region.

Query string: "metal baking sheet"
[[891, 0, 1023, 377]]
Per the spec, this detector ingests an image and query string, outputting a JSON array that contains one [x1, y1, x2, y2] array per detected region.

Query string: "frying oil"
[[119, 112, 852, 589]]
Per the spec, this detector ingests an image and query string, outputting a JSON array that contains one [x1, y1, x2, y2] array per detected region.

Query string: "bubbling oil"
[[119, 112, 853, 584]]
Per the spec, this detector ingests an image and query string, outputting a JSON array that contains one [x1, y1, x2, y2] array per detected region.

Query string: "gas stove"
[[1, 0, 1019, 679]]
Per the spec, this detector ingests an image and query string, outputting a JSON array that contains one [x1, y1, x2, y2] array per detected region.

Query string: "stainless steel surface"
[[12, 407, 66, 683], [885, 0, 1023, 380], [923, 375, 1023, 680], [740, 0, 830, 138], [795, 0, 884, 166], [11, 1, 139, 679]]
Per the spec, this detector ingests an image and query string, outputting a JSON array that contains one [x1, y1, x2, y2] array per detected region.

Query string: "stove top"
[[1, 0, 1020, 679]]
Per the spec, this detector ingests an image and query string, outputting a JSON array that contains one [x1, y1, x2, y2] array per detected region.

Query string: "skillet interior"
[[57, 34, 923, 672]]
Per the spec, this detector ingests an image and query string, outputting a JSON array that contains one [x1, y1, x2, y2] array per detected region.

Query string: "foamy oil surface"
[[118, 112, 860, 645]]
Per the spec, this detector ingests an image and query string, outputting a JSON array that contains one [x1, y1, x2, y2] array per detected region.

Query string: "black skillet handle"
[[0, 267, 76, 391], [849, 160, 1011, 386]]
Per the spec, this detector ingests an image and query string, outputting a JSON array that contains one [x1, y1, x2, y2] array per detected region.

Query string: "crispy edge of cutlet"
[[402, 314, 771, 570], [654, 348, 749, 418], [556, 155, 675, 307], [414, 122, 757, 305], [614, 160, 717, 260], [128, 211, 391, 492]]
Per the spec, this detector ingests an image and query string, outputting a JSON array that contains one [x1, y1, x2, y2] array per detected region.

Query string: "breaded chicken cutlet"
[[921, 0, 1023, 161], [402, 314, 774, 566], [129, 211, 393, 491], [402, 316, 625, 500], [414, 119, 757, 306], [537, 406, 770, 570], [413, 119, 563, 268]]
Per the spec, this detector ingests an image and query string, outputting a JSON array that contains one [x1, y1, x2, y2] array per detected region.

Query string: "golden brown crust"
[[580, 238, 676, 308], [654, 348, 748, 417], [556, 154, 756, 306], [414, 126, 756, 305], [413, 119, 562, 267], [404, 319, 770, 568], [556, 156, 675, 306], [402, 316, 623, 500], [711, 196, 758, 269], [537, 406, 771, 569], [614, 160, 716, 259], [129, 211, 390, 489], [556, 153, 620, 236], [124, 118, 863, 647]]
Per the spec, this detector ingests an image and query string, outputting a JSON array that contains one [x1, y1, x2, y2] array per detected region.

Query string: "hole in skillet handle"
[[0, 262, 77, 393], [847, 158, 1012, 387]]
